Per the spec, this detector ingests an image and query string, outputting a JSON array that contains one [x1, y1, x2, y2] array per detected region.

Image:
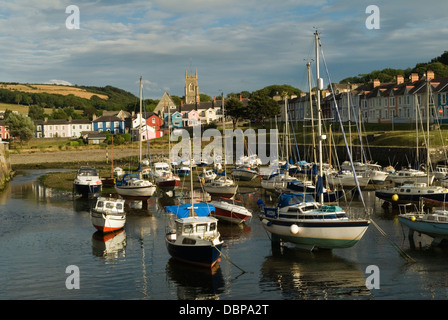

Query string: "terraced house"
[[285, 70, 448, 125]]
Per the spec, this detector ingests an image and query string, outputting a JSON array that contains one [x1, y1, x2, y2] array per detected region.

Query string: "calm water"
[[1, 169, 448, 301]]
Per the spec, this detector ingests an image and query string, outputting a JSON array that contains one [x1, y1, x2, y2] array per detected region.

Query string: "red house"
[[0, 120, 10, 141], [144, 112, 164, 130]]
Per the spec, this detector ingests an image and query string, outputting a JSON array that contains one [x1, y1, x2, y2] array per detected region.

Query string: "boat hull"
[[115, 185, 157, 197], [91, 212, 125, 233], [261, 218, 370, 250], [375, 189, 448, 204], [398, 215, 448, 240], [231, 169, 258, 181], [165, 238, 223, 268], [156, 178, 180, 190], [210, 200, 252, 224], [73, 183, 102, 197]]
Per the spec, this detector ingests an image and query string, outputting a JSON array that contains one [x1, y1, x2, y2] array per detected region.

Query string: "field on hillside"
[[0, 84, 109, 100]]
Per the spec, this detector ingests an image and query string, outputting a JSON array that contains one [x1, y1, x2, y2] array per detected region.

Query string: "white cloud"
[[0, 1, 448, 98]]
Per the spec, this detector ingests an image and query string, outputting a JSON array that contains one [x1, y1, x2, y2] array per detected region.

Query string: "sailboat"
[[115, 77, 156, 198], [203, 94, 238, 198], [258, 31, 370, 251], [165, 138, 223, 268], [376, 73, 448, 205]]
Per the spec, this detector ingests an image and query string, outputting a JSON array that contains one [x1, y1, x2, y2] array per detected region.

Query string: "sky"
[[1, 0, 448, 99]]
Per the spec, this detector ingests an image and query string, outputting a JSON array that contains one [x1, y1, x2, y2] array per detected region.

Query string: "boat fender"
[[261, 219, 271, 227], [392, 194, 399, 201], [411, 216, 416, 221], [290, 224, 299, 234]]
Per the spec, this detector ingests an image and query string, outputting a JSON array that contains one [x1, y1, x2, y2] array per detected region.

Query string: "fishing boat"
[[398, 204, 448, 246], [73, 167, 102, 197], [210, 197, 252, 224], [165, 138, 224, 268], [90, 196, 126, 233], [258, 31, 370, 251]]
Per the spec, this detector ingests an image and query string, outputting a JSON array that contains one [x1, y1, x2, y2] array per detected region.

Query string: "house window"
[[442, 94, 447, 105], [152, 118, 155, 124]]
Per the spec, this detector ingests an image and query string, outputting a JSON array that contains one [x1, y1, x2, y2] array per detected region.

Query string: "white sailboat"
[[203, 94, 238, 198], [115, 76, 156, 198], [258, 31, 370, 251]]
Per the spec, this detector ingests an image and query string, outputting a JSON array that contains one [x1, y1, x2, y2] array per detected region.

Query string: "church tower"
[[184, 68, 200, 104]]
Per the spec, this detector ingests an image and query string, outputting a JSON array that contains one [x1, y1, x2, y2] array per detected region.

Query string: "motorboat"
[[325, 170, 370, 188], [151, 162, 180, 190], [91, 196, 126, 233], [115, 173, 157, 198], [375, 183, 448, 204], [231, 166, 258, 181], [203, 177, 238, 198], [73, 167, 102, 197], [210, 197, 252, 224], [398, 205, 448, 246], [388, 169, 434, 185]]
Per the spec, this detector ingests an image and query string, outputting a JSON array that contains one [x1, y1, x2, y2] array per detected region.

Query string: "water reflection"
[[92, 229, 127, 260], [260, 246, 372, 300], [166, 258, 226, 300]]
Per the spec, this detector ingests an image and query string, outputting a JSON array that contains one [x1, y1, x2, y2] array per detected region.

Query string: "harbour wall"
[[296, 145, 447, 168], [0, 142, 12, 190]]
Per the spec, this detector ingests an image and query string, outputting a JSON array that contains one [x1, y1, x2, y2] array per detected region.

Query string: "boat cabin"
[[169, 216, 219, 243], [94, 197, 125, 214]]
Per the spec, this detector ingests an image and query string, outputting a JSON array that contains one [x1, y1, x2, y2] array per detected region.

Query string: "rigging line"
[[318, 40, 367, 212], [369, 218, 416, 263], [211, 241, 247, 274], [349, 91, 368, 162]]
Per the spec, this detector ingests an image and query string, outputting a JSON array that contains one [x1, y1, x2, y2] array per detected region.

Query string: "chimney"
[[373, 79, 380, 88], [396, 75, 404, 84], [410, 73, 419, 82], [426, 70, 434, 81]]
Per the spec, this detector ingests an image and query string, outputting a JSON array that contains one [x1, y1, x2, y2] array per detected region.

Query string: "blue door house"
[[92, 115, 125, 134]]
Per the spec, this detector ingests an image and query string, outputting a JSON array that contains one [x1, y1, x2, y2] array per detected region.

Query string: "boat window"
[[116, 203, 123, 210], [196, 224, 208, 233], [427, 190, 434, 193], [106, 202, 114, 209], [209, 223, 216, 231], [97, 201, 104, 208], [336, 213, 347, 218], [288, 195, 304, 205], [182, 238, 196, 245], [184, 224, 194, 233], [406, 189, 411, 193]]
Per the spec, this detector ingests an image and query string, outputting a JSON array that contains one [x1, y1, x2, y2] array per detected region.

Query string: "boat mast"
[[314, 30, 324, 205], [307, 61, 317, 164], [139, 76, 143, 178], [426, 73, 430, 185]]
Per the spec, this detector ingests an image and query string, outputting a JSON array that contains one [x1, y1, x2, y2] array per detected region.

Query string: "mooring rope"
[[212, 242, 247, 274]]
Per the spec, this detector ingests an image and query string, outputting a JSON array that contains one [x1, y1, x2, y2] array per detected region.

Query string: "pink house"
[[183, 110, 200, 127]]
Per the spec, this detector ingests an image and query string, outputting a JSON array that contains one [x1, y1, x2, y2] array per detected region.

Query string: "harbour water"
[[1, 169, 448, 302]]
